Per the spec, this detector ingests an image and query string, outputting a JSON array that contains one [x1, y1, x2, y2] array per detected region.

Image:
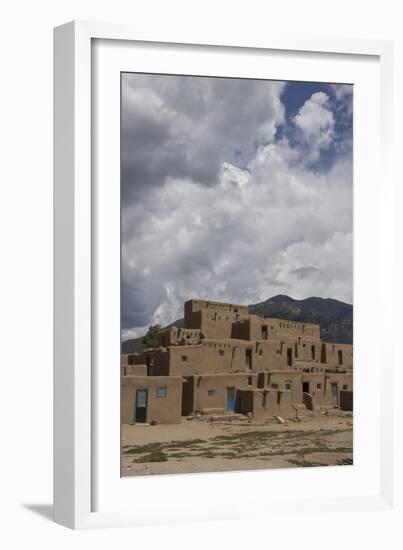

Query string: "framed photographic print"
[[54, 21, 396, 530]]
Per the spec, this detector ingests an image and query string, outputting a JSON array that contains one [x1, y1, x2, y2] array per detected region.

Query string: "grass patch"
[[124, 426, 353, 464], [132, 451, 168, 463], [126, 442, 164, 455]]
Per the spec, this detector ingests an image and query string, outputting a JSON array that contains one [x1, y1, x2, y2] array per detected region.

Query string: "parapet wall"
[[184, 298, 248, 326]]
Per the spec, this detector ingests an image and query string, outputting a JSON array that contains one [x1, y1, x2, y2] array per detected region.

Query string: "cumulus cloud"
[[122, 74, 286, 205], [293, 91, 335, 164], [121, 75, 353, 339]]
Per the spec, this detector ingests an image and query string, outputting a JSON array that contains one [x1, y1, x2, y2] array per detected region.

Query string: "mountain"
[[121, 294, 353, 353], [249, 295, 352, 344]]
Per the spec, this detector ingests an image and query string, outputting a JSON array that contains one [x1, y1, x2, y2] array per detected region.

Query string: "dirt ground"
[[121, 412, 353, 476]]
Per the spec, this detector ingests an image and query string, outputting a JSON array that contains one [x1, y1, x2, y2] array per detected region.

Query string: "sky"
[[121, 74, 353, 340]]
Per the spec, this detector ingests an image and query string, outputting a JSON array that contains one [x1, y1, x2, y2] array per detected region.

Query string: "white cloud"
[[121, 77, 352, 338], [122, 138, 352, 338], [294, 91, 334, 164]]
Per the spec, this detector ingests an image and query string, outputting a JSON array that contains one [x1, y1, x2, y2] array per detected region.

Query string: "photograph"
[[120, 72, 353, 477]]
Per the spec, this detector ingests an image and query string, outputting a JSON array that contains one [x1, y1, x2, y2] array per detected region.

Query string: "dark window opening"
[[302, 381, 310, 393], [181, 355, 188, 362], [207, 389, 215, 396], [311, 345, 316, 360], [248, 376, 252, 386], [261, 325, 268, 340], [338, 350, 343, 365], [343, 384, 348, 390], [219, 349, 224, 357], [257, 372, 265, 388], [287, 348, 292, 367], [245, 349, 252, 369]]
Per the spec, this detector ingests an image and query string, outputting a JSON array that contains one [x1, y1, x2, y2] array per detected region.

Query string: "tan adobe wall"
[[158, 327, 202, 347], [168, 342, 239, 375], [184, 299, 248, 326], [274, 318, 320, 340], [230, 315, 321, 345], [193, 373, 255, 412], [122, 364, 147, 376], [186, 309, 239, 339], [121, 376, 182, 424], [321, 343, 353, 368], [236, 388, 294, 419], [121, 354, 130, 366], [127, 348, 170, 376], [294, 361, 351, 374], [127, 339, 352, 379], [266, 371, 304, 403], [299, 372, 352, 407], [130, 338, 309, 377], [167, 339, 295, 375]]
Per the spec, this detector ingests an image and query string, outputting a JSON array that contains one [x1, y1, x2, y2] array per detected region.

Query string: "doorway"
[[321, 343, 327, 363], [245, 349, 252, 369], [331, 383, 338, 407], [134, 388, 148, 423], [302, 381, 310, 394], [226, 387, 235, 412]]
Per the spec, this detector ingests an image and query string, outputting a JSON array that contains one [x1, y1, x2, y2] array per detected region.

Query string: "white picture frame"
[[54, 20, 396, 530]]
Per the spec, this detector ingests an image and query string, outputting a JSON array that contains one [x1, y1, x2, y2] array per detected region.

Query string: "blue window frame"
[[156, 386, 167, 399]]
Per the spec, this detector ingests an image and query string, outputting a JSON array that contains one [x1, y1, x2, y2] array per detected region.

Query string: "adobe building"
[[121, 299, 353, 425]]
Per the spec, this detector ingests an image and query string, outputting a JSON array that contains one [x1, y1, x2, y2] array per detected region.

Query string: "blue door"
[[135, 389, 148, 423], [226, 387, 235, 412]]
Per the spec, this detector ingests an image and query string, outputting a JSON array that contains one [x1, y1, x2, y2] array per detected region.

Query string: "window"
[[248, 376, 252, 385], [259, 349, 263, 356], [285, 381, 292, 391], [343, 384, 348, 390], [317, 383, 322, 390], [219, 349, 224, 357], [161, 337, 166, 347], [207, 389, 215, 396], [271, 383, 278, 389], [311, 345, 316, 360], [234, 308, 238, 313], [338, 350, 343, 365], [156, 386, 167, 399], [181, 355, 188, 362]]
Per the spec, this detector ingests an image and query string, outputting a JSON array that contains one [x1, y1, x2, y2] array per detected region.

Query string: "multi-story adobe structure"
[[121, 299, 353, 425]]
